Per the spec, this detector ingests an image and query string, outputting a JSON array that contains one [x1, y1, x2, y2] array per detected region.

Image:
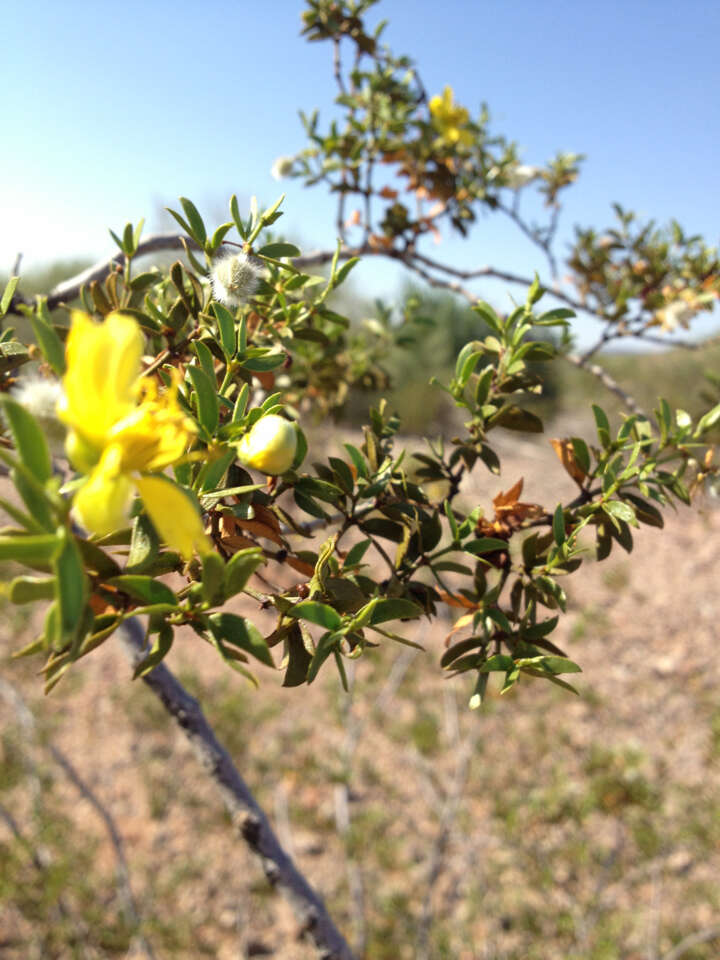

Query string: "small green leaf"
[[53, 529, 90, 652], [306, 631, 338, 683], [8, 575, 55, 604], [603, 500, 637, 526], [344, 539, 371, 567], [570, 436, 591, 474], [28, 308, 66, 376], [133, 625, 174, 678], [282, 623, 312, 687], [179, 197, 207, 245], [552, 504, 565, 547], [368, 597, 422, 625], [212, 302, 237, 359], [0, 533, 59, 564], [225, 547, 264, 597], [208, 613, 274, 667], [1, 276, 19, 316], [289, 601, 342, 631], [592, 404, 611, 447], [463, 537, 508, 555], [202, 551, 226, 606], [0, 396, 51, 482], [258, 242, 300, 258], [107, 575, 178, 607], [494, 405, 544, 433], [187, 364, 219, 434]]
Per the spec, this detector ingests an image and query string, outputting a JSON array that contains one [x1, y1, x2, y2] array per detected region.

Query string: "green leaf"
[[289, 600, 342, 630], [361, 517, 405, 542], [28, 308, 66, 376], [258, 242, 301, 259], [0, 340, 31, 374], [479, 654, 515, 673], [208, 613, 274, 667], [464, 537, 509, 555], [212, 302, 237, 359], [328, 456, 355, 494], [570, 436, 591, 474], [209, 221, 234, 252], [282, 624, 312, 687], [294, 476, 343, 505], [603, 500, 637, 526], [368, 597, 422, 625], [552, 504, 566, 547], [343, 443, 369, 479], [494, 405, 544, 433], [53, 529, 89, 650], [126, 513, 159, 572], [0, 396, 51, 482], [306, 631, 338, 683], [8, 576, 55, 604], [1, 276, 19, 316], [225, 547, 264, 597], [230, 194, 247, 239], [107, 575, 178, 607], [294, 489, 329, 519], [592, 404, 611, 447], [515, 654, 581, 673], [133, 625, 174, 678], [0, 533, 59, 564], [179, 197, 207, 245], [187, 364, 219, 435], [193, 339, 216, 383], [344, 539, 371, 567], [202, 551, 226, 606], [623, 493, 663, 528]]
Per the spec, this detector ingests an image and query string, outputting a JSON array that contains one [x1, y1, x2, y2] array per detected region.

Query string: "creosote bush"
[[1, 1, 719, 956]]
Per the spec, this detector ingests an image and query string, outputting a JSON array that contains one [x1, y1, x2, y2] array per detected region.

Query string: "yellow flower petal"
[[73, 445, 134, 537], [134, 474, 210, 559], [61, 311, 143, 448]]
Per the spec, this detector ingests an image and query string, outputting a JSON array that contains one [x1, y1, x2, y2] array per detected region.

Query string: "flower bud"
[[504, 164, 540, 190], [210, 252, 262, 307], [237, 414, 297, 475]]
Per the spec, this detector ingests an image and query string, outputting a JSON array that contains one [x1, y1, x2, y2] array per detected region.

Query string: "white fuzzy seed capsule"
[[210, 252, 262, 307], [11, 375, 66, 454], [237, 414, 297, 476], [271, 156, 295, 180]]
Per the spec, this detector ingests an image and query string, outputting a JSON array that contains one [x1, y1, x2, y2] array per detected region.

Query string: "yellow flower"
[[58, 311, 210, 557], [429, 86, 474, 148], [237, 414, 297, 476]]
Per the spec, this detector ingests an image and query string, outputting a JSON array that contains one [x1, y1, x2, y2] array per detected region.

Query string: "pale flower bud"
[[210, 252, 262, 307], [657, 299, 695, 332], [271, 156, 295, 181], [237, 414, 297, 476], [11, 374, 66, 454], [504, 164, 541, 190]]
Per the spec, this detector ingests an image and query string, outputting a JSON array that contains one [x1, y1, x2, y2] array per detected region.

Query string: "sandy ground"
[[1, 424, 720, 959]]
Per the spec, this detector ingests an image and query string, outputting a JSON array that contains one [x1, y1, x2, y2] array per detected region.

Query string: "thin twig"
[[119, 616, 357, 960], [660, 925, 720, 960]]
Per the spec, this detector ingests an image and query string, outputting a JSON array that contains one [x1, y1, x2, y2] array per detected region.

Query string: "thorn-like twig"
[[119, 616, 357, 960]]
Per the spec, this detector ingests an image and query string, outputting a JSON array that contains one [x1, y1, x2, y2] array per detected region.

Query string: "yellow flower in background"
[[429, 86, 474, 148], [237, 414, 297, 476], [58, 311, 209, 557]]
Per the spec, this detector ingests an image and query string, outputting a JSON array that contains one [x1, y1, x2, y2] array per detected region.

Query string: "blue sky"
[[3, 0, 719, 346]]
